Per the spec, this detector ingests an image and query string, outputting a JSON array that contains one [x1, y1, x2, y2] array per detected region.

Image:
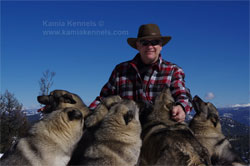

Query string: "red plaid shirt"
[[89, 54, 192, 113]]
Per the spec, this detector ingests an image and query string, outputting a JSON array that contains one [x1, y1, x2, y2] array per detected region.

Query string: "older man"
[[89, 24, 192, 122]]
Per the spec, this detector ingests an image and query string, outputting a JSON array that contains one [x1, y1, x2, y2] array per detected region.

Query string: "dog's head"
[[96, 99, 141, 141], [192, 95, 220, 127], [109, 100, 140, 125], [84, 95, 122, 128], [154, 88, 175, 114], [139, 88, 175, 125], [37, 90, 89, 117]]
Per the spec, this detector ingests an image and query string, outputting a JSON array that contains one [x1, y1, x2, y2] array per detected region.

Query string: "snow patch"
[[231, 103, 250, 108], [223, 113, 233, 118]]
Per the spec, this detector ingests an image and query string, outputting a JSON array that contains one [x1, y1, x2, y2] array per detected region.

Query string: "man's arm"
[[170, 66, 192, 121]]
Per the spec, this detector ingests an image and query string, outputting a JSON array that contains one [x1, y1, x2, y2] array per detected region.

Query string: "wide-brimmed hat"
[[127, 24, 172, 49]]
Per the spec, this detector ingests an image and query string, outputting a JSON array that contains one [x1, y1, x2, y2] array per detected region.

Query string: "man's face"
[[136, 38, 162, 64]]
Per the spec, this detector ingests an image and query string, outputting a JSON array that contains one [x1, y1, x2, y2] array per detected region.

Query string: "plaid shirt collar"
[[129, 53, 162, 72]]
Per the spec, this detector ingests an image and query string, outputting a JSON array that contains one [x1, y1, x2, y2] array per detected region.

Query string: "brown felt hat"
[[127, 24, 172, 49]]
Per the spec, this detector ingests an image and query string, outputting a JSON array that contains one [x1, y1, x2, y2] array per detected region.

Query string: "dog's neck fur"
[[23, 111, 83, 166]]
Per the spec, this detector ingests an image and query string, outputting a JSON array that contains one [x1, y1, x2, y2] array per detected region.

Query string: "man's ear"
[[62, 94, 76, 104], [135, 41, 140, 50]]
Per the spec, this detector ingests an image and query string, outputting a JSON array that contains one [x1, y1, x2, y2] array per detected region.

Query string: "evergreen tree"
[[0, 90, 30, 153]]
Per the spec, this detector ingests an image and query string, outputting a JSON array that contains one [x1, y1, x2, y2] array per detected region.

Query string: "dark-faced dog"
[[37, 90, 89, 117], [138, 88, 211, 166], [189, 96, 247, 166]]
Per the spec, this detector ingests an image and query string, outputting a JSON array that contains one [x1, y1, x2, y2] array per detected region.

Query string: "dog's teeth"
[[37, 106, 45, 112]]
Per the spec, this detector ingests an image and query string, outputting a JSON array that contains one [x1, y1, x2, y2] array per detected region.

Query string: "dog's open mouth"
[[37, 105, 52, 113], [37, 95, 55, 113]]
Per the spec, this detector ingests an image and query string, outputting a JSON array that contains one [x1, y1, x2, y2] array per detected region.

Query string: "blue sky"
[[1, 1, 249, 109]]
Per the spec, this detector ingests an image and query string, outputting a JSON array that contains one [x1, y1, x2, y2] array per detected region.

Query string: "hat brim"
[[127, 36, 171, 49]]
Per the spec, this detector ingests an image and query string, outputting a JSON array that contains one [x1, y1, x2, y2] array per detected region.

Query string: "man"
[[89, 24, 192, 122]]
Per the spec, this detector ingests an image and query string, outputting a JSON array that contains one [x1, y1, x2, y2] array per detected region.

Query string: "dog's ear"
[[67, 109, 83, 121], [208, 113, 219, 127], [137, 100, 153, 113], [165, 102, 174, 110], [62, 94, 76, 104], [102, 95, 122, 108], [124, 110, 134, 125]]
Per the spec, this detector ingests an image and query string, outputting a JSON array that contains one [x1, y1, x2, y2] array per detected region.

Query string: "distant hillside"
[[218, 106, 249, 126], [221, 116, 249, 136], [26, 114, 42, 124], [187, 106, 249, 126], [22, 109, 42, 124], [220, 116, 249, 164]]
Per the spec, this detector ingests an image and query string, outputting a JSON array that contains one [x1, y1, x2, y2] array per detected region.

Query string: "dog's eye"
[[67, 109, 83, 121]]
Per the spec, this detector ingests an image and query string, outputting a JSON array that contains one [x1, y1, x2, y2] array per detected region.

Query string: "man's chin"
[[145, 53, 156, 58]]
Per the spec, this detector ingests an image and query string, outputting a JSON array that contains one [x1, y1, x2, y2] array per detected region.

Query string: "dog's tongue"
[[37, 106, 47, 112]]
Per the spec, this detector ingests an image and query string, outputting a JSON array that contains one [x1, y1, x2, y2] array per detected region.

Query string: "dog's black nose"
[[37, 95, 54, 105], [193, 95, 203, 103], [37, 96, 47, 104]]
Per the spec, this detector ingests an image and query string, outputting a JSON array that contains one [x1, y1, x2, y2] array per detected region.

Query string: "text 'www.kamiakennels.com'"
[[42, 29, 129, 36]]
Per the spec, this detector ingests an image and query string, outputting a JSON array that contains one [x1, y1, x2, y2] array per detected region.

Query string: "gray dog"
[[138, 88, 211, 166], [0, 107, 84, 166], [189, 95, 247, 166], [69, 96, 142, 166]]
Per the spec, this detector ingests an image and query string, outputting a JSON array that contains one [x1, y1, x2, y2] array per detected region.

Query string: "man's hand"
[[171, 105, 186, 122]]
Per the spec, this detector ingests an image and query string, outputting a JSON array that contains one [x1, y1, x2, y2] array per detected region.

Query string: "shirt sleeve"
[[89, 67, 118, 110], [170, 66, 192, 113]]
